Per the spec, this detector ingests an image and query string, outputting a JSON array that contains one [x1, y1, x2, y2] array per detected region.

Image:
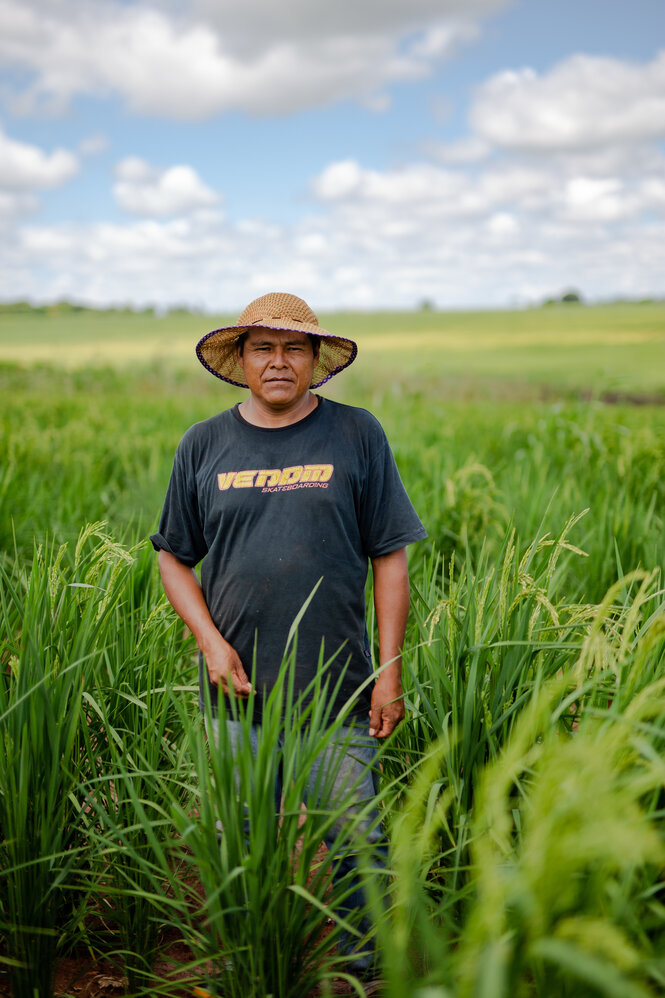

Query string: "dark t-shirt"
[[150, 397, 427, 723]]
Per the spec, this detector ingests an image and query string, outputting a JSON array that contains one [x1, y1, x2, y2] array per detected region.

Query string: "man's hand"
[[157, 550, 253, 697], [368, 673, 405, 739], [203, 636, 253, 697]]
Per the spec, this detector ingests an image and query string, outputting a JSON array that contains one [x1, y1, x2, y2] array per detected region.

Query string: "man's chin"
[[260, 385, 298, 403]]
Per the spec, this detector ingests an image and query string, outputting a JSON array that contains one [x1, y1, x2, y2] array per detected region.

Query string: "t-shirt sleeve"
[[150, 435, 208, 568], [358, 424, 427, 558]]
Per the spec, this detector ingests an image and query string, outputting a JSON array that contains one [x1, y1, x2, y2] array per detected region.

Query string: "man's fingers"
[[228, 679, 251, 697], [211, 656, 252, 697], [378, 712, 398, 738], [369, 701, 404, 738], [368, 704, 382, 738], [230, 664, 252, 696]]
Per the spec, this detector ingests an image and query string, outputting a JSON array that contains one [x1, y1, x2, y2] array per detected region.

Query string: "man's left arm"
[[369, 547, 410, 738]]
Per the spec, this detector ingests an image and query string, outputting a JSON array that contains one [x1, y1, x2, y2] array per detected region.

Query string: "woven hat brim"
[[196, 322, 358, 389]]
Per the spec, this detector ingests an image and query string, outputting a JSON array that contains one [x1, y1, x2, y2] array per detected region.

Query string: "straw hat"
[[196, 292, 358, 389]]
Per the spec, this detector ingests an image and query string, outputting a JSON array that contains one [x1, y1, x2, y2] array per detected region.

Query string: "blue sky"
[[1, 0, 663, 311]]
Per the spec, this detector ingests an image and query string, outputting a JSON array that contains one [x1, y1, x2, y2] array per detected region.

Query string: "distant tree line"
[[0, 301, 206, 317], [542, 289, 584, 306], [0, 297, 662, 318], [0, 301, 157, 317], [541, 290, 662, 307]]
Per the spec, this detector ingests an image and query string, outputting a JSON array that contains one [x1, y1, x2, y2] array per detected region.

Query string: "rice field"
[[1, 303, 665, 997]]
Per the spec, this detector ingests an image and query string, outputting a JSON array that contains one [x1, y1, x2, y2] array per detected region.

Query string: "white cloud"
[[191, 0, 499, 47], [4, 140, 663, 312], [314, 160, 365, 200], [562, 177, 625, 222], [470, 50, 665, 152], [0, 127, 78, 190], [0, 190, 38, 223], [0, 0, 509, 118], [302, 145, 664, 305], [113, 157, 219, 216], [487, 211, 519, 237], [432, 135, 491, 164], [78, 133, 109, 157], [313, 159, 557, 220], [314, 160, 468, 208], [559, 174, 665, 223]]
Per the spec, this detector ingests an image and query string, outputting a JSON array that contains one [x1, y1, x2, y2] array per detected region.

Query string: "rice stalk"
[[163, 644, 388, 998]]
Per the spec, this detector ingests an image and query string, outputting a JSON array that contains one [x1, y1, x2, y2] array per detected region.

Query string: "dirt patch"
[[578, 388, 665, 406]]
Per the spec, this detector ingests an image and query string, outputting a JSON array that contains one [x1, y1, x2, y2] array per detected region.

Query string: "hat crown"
[[238, 292, 320, 330]]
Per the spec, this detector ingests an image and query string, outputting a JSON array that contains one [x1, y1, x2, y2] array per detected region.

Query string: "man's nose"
[[271, 346, 288, 366]]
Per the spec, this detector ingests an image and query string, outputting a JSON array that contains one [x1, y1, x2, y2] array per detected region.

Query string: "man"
[[151, 291, 426, 978]]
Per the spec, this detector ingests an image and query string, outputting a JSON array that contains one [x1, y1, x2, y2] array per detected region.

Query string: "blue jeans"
[[206, 717, 386, 975]]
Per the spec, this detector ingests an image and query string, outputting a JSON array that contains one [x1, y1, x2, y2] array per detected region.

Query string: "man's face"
[[237, 327, 318, 410]]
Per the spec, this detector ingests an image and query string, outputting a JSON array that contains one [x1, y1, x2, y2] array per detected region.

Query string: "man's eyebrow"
[[245, 335, 274, 346], [250, 335, 308, 346]]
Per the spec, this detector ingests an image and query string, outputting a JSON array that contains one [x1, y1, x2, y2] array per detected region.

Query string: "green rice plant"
[[365, 736, 463, 995], [0, 652, 90, 998], [488, 405, 665, 604], [369, 567, 665, 998], [0, 537, 118, 998], [372, 694, 665, 998], [0, 525, 197, 995], [431, 459, 508, 567], [78, 748, 195, 995], [454, 674, 665, 998], [376, 392, 665, 603], [75, 547, 197, 992], [162, 644, 388, 998], [374, 521, 665, 979], [571, 569, 665, 690], [370, 516, 595, 945], [382, 514, 591, 807]]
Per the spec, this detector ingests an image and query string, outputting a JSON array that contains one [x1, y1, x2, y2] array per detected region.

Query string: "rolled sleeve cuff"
[[367, 526, 428, 559], [149, 532, 200, 568]]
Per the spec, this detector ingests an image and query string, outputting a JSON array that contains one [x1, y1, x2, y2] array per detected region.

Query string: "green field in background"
[[2, 302, 664, 396]]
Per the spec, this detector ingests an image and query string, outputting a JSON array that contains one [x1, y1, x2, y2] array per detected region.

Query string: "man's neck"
[[238, 391, 319, 428]]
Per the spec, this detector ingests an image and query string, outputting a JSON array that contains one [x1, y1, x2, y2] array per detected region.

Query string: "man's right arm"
[[157, 549, 253, 697]]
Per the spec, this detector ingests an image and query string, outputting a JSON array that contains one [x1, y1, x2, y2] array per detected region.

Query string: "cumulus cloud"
[[0, 0, 508, 117], [0, 190, 38, 224], [470, 50, 665, 152], [113, 157, 219, 216], [192, 0, 497, 48], [313, 159, 556, 220], [3, 142, 662, 311], [0, 127, 78, 190], [393, 48, 665, 303], [2, 211, 269, 308], [302, 139, 665, 306], [432, 135, 491, 164], [78, 133, 109, 157]]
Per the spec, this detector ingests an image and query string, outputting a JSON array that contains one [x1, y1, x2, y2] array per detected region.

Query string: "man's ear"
[[236, 340, 244, 368]]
